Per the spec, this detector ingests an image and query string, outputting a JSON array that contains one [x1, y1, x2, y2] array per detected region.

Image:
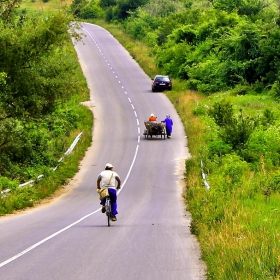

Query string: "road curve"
[[0, 23, 206, 279]]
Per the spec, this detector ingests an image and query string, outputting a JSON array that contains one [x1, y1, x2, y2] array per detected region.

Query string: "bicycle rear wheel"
[[105, 198, 111, 227], [107, 213, 110, 227]]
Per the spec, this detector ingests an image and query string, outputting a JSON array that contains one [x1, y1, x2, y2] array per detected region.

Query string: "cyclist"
[[97, 163, 121, 221]]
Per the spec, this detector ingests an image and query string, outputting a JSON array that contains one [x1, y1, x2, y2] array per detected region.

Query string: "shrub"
[[0, 177, 19, 192], [269, 81, 280, 100], [206, 154, 250, 191], [156, 43, 192, 78], [220, 110, 257, 150], [242, 126, 280, 168], [260, 108, 276, 127], [208, 139, 233, 157], [208, 100, 234, 127], [192, 104, 208, 116], [186, 78, 200, 90], [229, 85, 252, 96], [186, 58, 229, 94], [267, 172, 280, 192]]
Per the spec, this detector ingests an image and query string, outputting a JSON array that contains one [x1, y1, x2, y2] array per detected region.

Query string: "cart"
[[143, 121, 166, 139]]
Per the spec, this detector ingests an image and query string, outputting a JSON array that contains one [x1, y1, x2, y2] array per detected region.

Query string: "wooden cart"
[[143, 121, 166, 139]]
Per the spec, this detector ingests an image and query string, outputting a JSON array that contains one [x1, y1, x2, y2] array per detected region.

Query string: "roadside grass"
[[204, 91, 279, 117], [21, 0, 71, 12]]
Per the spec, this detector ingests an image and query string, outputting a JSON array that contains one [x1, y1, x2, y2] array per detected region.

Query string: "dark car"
[[151, 75, 172, 92]]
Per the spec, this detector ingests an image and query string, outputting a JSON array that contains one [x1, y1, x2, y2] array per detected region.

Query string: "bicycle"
[[105, 196, 112, 227]]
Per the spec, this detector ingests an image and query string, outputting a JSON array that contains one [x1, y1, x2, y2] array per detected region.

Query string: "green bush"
[[0, 177, 19, 192], [219, 154, 250, 186], [269, 81, 280, 100], [156, 43, 192, 78], [186, 58, 229, 93], [208, 139, 233, 157], [208, 100, 234, 127], [229, 85, 252, 96], [192, 104, 208, 116], [186, 78, 200, 90], [79, 4, 105, 19], [220, 110, 256, 150], [242, 126, 280, 168], [267, 172, 280, 192]]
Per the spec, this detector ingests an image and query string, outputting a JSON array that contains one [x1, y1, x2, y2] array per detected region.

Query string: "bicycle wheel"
[[105, 198, 111, 227], [107, 213, 110, 227]]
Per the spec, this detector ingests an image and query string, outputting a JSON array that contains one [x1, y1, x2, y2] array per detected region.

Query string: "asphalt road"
[[0, 23, 206, 280]]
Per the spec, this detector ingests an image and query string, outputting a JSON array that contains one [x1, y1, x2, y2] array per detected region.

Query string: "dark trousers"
[[100, 188, 118, 216]]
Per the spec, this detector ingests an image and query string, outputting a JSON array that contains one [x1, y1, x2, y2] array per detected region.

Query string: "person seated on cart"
[[149, 113, 157, 123]]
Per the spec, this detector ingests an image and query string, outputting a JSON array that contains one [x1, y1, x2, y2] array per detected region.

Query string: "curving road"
[[0, 23, 206, 279]]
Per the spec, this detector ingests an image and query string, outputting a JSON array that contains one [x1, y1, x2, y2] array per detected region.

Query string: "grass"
[[21, 0, 71, 12]]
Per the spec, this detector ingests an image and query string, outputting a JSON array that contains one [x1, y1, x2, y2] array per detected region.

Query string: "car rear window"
[[155, 76, 169, 81]]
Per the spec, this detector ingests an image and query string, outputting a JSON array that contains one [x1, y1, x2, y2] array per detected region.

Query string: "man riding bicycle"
[[97, 163, 121, 221]]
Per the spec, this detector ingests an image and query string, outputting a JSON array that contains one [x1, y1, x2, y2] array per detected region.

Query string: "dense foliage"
[[0, 1, 87, 188], [77, 0, 280, 95]]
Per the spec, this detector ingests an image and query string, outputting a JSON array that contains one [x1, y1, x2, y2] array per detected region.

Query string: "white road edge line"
[[0, 144, 139, 268], [0, 209, 100, 268]]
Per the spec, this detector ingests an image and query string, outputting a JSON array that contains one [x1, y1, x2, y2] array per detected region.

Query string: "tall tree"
[[0, 5, 82, 155], [0, 13, 78, 120]]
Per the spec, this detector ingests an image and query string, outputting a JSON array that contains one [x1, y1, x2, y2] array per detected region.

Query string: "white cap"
[[105, 163, 113, 169], [150, 113, 154, 116]]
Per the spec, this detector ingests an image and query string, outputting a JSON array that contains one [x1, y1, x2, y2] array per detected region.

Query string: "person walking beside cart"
[[97, 163, 121, 221], [162, 115, 173, 138]]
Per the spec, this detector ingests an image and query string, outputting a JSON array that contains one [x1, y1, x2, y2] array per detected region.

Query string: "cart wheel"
[[144, 130, 148, 139]]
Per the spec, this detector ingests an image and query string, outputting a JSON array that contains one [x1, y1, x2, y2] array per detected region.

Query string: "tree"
[[0, 7, 83, 160], [113, 0, 148, 20], [211, 0, 266, 16], [0, 13, 79, 120]]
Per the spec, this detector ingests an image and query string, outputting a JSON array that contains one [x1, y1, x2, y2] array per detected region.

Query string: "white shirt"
[[98, 170, 120, 189]]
